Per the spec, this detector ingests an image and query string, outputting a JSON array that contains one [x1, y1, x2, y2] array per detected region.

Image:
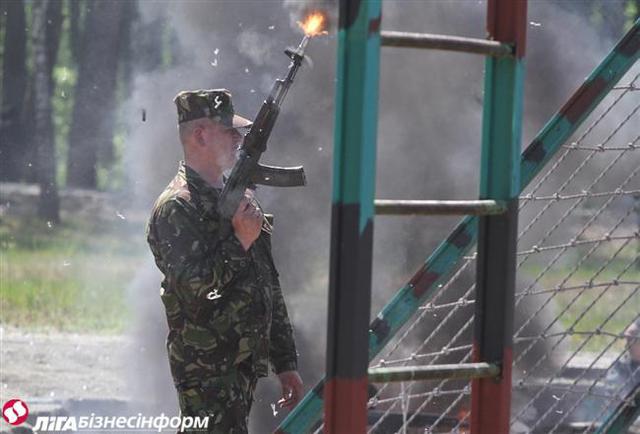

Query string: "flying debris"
[[211, 48, 220, 67]]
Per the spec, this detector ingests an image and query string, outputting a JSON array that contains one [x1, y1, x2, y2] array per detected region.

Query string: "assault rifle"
[[217, 35, 312, 222]]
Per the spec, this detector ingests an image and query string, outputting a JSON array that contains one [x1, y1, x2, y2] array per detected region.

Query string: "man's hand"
[[232, 190, 262, 251], [277, 370, 304, 410]]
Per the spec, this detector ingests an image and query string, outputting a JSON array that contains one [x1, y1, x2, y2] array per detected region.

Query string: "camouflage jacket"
[[146, 162, 297, 388]]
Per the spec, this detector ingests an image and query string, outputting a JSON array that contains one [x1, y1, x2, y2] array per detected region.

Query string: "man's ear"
[[194, 126, 206, 147]]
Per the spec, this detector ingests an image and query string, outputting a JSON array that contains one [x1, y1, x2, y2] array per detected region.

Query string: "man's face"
[[199, 119, 244, 170]]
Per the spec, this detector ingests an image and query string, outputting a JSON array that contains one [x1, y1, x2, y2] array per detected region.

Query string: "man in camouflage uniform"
[[146, 89, 303, 433]]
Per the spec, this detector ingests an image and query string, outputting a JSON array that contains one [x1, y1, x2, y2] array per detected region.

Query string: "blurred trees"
[[0, 0, 146, 207], [66, 0, 125, 188]]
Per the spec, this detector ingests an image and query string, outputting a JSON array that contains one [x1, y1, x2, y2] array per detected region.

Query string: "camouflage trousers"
[[176, 361, 258, 434]]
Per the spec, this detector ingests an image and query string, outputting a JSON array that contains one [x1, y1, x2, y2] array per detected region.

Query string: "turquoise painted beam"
[[323, 0, 382, 433]]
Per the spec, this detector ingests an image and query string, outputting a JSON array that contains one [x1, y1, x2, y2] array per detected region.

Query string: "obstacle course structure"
[[275, 2, 639, 433]]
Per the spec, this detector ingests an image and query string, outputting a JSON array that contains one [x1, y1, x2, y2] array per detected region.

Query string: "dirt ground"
[[0, 325, 133, 402]]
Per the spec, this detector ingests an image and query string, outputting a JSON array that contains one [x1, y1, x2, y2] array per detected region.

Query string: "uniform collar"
[[178, 161, 222, 209]]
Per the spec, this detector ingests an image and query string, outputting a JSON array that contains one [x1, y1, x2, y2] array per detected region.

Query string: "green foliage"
[[52, 65, 77, 186], [0, 214, 147, 333]]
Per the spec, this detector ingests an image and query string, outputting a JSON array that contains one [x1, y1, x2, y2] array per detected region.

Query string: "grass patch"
[[0, 214, 147, 333]]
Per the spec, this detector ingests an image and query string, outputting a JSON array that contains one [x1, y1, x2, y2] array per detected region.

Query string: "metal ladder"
[[324, 2, 525, 433], [275, 1, 639, 433]]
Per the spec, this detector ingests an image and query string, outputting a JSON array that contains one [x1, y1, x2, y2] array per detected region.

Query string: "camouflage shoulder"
[[151, 178, 193, 216], [151, 196, 199, 224]]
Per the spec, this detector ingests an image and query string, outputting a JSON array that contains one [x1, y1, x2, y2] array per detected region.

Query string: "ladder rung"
[[380, 31, 513, 57], [368, 362, 500, 383], [375, 199, 507, 216]]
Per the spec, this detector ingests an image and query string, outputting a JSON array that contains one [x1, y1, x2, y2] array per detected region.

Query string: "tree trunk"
[[66, 0, 124, 188], [69, 0, 83, 64], [32, 0, 60, 222], [0, 0, 28, 182]]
